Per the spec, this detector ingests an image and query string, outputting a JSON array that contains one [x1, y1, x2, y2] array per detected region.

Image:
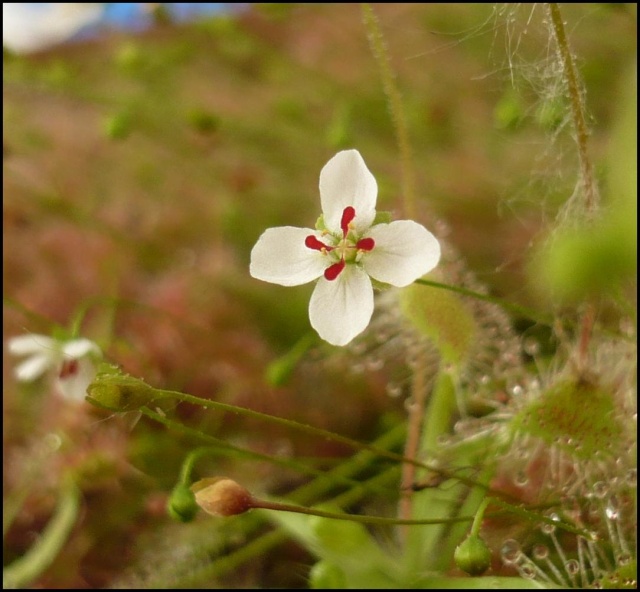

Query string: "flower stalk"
[[362, 3, 416, 219], [547, 3, 601, 372], [547, 2, 598, 218]]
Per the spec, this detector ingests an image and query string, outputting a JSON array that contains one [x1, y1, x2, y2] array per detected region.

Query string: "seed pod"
[[454, 534, 492, 576]]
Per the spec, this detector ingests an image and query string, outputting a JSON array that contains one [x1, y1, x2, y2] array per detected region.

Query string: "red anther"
[[59, 359, 79, 379], [324, 259, 346, 281], [340, 206, 356, 236], [356, 237, 375, 251], [305, 235, 331, 251]]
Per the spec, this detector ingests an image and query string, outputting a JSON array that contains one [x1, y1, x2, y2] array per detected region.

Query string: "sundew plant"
[[3, 4, 636, 589]]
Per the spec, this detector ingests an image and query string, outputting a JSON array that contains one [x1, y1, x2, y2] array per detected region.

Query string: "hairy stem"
[[547, 2, 598, 217], [398, 348, 430, 536], [547, 3, 600, 368], [362, 3, 416, 218]]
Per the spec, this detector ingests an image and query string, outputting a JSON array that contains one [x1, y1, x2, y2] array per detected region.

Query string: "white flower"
[[7, 334, 102, 402], [250, 149, 441, 346], [2, 3, 103, 54]]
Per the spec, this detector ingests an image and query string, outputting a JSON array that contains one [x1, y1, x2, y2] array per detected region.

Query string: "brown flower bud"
[[190, 477, 254, 517]]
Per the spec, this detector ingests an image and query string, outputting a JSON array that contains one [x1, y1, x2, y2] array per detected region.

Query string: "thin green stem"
[[403, 368, 459, 569], [251, 496, 590, 537], [177, 466, 403, 587], [137, 392, 506, 498], [140, 407, 390, 496], [414, 278, 554, 326], [178, 447, 221, 485], [398, 348, 430, 532], [470, 496, 491, 537], [253, 498, 477, 527]]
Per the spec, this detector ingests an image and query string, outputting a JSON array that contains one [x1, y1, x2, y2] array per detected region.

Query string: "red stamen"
[[341, 206, 356, 236], [59, 359, 79, 379], [324, 259, 346, 281], [305, 235, 332, 251], [356, 237, 375, 251]]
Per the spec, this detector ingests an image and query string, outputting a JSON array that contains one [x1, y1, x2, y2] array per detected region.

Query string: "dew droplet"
[[436, 434, 452, 446], [625, 468, 637, 488], [533, 544, 549, 560], [404, 397, 417, 413], [523, 337, 540, 356], [501, 539, 521, 564], [43, 433, 62, 451], [350, 342, 367, 356], [375, 329, 391, 343], [605, 496, 620, 521], [592, 481, 609, 499], [351, 362, 365, 374], [510, 384, 524, 396], [541, 522, 556, 535], [619, 317, 634, 336], [514, 470, 529, 487], [365, 358, 384, 372], [386, 383, 403, 398], [541, 514, 560, 534], [520, 562, 536, 579], [565, 559, 579, 575], [617, 552, 632, 566]]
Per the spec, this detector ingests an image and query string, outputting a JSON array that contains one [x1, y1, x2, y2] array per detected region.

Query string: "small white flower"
[[7, 334, 102, 402], [250, 149, 441, 346], [2, 3, 103, 54]]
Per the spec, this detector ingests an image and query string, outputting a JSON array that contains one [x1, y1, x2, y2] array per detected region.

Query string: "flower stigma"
[[305, 206, 376, 281]]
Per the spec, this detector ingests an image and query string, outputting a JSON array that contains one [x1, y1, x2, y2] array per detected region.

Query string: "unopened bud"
[[86, 363, 165, 412], [454, 533, 492, 576], [167, 483, 198, 523], [190, 477, 254, 517]]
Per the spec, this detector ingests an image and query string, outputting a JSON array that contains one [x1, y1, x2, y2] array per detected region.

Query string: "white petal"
[[362, 220, 441, 287], [250, 226, 328, 287], [319, 150, 377, 233], [15, 353, 56, 381], [56, 358, 96, 402], [7, 334, 56, 356], [62, 338, 101, 359], [308, 266, 374, 346]]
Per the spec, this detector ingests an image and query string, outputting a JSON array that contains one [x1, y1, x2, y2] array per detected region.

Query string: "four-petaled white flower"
[[7, 334, 102, 402], [250, 149, 441, 346]]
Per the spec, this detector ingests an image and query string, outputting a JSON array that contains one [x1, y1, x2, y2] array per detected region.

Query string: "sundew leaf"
[[268, 505, 402, 588], [509, 378, 625, 460], [400, 277, 478, 366]]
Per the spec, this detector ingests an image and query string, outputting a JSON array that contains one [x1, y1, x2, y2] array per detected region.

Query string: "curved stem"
[[470, 496, 491, 537], [3, 478, 80, 589], [139, 392, 506, 498]]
